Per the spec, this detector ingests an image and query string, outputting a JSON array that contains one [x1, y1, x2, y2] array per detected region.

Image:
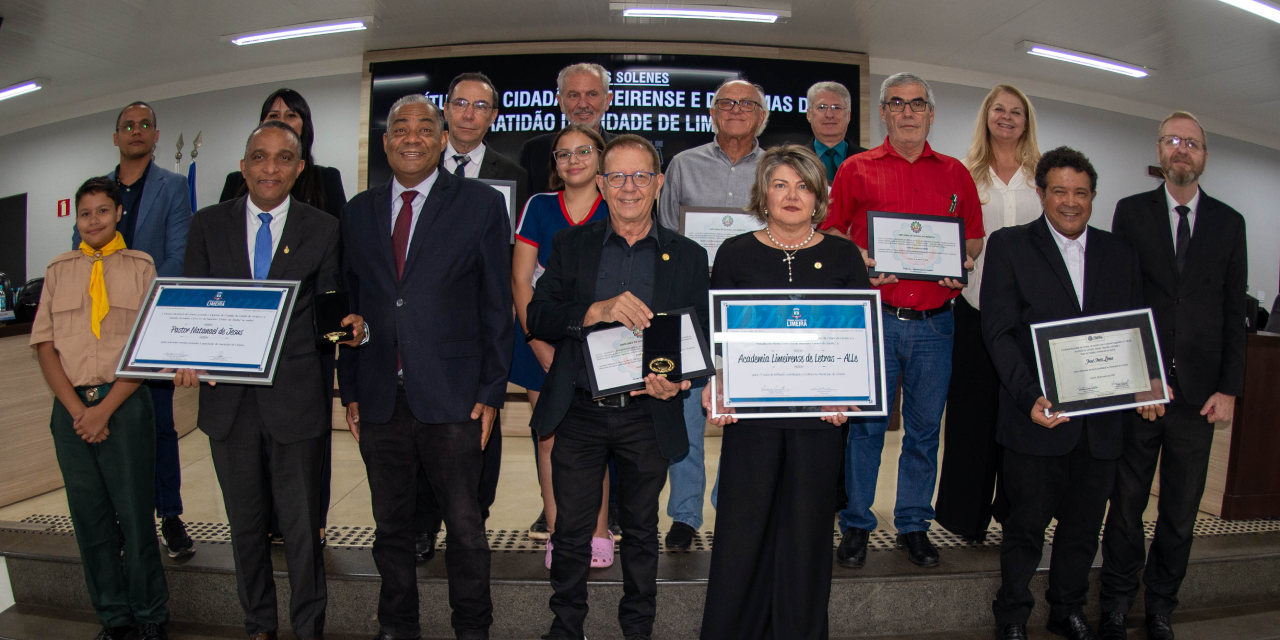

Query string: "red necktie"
[[392, 190, 418, 280]]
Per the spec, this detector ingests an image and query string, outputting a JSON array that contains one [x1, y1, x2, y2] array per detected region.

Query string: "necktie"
[[253, 213, 273, 280], [392, 190, 418, 279], [453, 154, 470, 177], [1174, 205, 1191, 274], [78, 231, 127, 339], [821, 148, 839, 183]]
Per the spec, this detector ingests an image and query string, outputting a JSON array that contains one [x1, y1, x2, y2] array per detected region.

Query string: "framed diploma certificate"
[[865, 210, 968, 283], [478, 178, 518, 243], [1031, 309, 1169, 417], [115, 278, 300, 385], [582, 306, 714, 398], [708, 290, 888, 419], [678, 206, 766, 265]]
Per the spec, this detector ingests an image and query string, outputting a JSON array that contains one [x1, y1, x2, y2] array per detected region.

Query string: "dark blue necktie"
[[1174, 205, 1190, 275], [253, 212, 273, 280], [453, 154, 469, 177]]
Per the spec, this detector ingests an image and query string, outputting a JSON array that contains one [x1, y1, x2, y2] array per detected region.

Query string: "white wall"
[[870, 75, 1280, 309], [0, 73, 362, 281]]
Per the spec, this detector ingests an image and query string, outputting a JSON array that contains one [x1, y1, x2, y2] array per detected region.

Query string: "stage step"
[[2, 527, 1278, 639]]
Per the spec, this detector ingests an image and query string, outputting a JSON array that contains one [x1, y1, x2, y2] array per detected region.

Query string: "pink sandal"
[[591, 536, 615, 568]]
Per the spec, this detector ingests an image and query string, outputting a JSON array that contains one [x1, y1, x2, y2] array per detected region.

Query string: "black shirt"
[[115, 160, 152, 247], [710, 231, 873, 428], [577, 216, 661, 390]]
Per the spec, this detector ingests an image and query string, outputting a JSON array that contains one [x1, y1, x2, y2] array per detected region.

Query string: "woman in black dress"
[[700, 144, 872, 640]]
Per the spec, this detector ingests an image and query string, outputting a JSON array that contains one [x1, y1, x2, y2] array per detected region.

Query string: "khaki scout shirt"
[[30, 249, 156, 387]]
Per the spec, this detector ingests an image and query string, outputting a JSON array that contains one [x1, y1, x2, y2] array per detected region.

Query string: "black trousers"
[[360, 389, 491, 638], [936, 296, 1007, 538], [209, 393, 327, 639], [415, 415, 503, 534], [993, 429, 1115, 626], [548, 397, 668, 639], [269, 348, 335, 537], [1100, 380, 1214, 617], [702, 424, 843, 640]]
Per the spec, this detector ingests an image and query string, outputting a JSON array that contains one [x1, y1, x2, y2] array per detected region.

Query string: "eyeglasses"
[[1158, 135, 1204, 153], [882, 98, 930, 113], [812, 104, 847, 114], [448, 98, 494, 114], [117, 121, 154, 133], [602, 171, 656, 188], [553, 145, 595, 163], [714, 98, 762, 112]]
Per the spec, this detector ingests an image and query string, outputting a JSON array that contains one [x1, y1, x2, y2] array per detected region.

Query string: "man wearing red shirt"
[[821, 72, 984, 569]]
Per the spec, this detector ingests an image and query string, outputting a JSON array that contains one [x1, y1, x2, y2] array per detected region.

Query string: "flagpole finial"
[[192, 131, 202, 160], [174, 133, 185, 171]]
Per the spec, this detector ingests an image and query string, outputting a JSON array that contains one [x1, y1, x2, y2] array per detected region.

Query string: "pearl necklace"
[[764, 225, 816, 282]]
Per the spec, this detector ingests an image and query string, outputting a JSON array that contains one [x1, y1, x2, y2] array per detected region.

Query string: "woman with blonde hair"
[[935, 85, 1043, 542]]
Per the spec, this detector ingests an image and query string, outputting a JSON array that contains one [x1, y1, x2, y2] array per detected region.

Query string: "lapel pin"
[[283, 246, 290, 254], [814, 261, 822, 269], [662, 253, 670, 261]]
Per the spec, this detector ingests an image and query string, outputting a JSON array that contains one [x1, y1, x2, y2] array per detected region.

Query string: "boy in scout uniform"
[[31, 176, 170, 640]]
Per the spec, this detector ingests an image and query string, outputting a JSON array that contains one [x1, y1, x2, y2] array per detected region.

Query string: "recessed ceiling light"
[[1020, 41, 1150, 78], [1215, 0, 1280, 25], [612, 3, 785, 23], [0, 78, 44, 102], [223, 16, 372, 46]]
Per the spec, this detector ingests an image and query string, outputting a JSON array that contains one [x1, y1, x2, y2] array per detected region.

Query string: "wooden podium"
[[1221, 331, 1280, 519]]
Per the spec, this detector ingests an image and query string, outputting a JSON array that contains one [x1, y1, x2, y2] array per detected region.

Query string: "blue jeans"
[[667, 377, 709, 528], [840, 309, 954, 534], [149, 379, 183, 518]]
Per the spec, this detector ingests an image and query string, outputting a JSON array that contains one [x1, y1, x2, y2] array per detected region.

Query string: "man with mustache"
[[520, 63, 618, 194], [1098, 112, 1248, 640], [656, 77, 771, 551]]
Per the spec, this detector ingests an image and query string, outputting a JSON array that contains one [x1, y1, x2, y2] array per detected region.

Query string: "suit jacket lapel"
[[650, 227, 677, 312], [1180, 188, 1214, 293], [223, 197, 253, 279], [267, 198, 307, 280], [373, 181, 396, 280], [401, 171, 451, 277], [1031, 216, 1081, 314], [1082, 227, 1104, 314], [1147, 186, 1180, 285], [135, 166, 162, 236], [479, 153, 499, 180], [578, 223, 606, 303]]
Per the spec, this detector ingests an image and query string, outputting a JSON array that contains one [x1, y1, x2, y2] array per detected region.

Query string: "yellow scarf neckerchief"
[[79, 232, 127, 339]]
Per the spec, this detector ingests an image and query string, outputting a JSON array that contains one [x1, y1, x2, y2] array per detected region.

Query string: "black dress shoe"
[[91, 626, 132, 640], [996, 623, 1028, 640], [415, 530, 438, 561], [837, 528, 869, 568], [664, 522, 696, 550], [895, 531, 940, 568], [1046, 612, 1099, 640], [1145, 614, 1175, 640], [528, 510, 550, 540], [1097, 611, 1126, 640], [137, 623, 169, 640]]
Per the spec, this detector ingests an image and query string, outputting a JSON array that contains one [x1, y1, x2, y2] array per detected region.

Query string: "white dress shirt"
[[442, 142, 486, 179], [1165, 185, 1200, 249], [1047, 221, 1088, 309], [390, 170, 439, 251], [245, 197, 290, 275], [964, 167, 1042, 310]]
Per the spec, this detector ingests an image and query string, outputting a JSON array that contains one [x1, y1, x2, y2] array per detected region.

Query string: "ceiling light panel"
[[223, 16, 372, 46], [1019, 41, 1151, 78]]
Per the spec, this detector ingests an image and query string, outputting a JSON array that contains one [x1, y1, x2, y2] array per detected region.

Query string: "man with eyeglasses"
[[72, 100, 195, 559], [527, 134, 709, 640], [520, 62, 619, 194], [655, 77, 770, 550], [805, 81, 866, 182], [1097, 112, 1248, 640], [819, 72, 984, 570]]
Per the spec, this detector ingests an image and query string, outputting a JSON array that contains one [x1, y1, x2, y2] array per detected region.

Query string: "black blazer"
[[220, 165, 348, 218], [183, 196, 341, 443], [337, 171, 513, 425], [980, 216, 1143, 460], [526, 218, 709, 460], [519, 129, 620, 196], [444, 147, 530, 222], [1112, 185, 1248, 406]]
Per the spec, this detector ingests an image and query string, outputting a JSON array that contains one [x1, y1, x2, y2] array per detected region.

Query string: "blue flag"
[[187, 160, 197, 210]]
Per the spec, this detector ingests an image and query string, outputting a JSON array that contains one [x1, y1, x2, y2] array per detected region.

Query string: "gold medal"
[[323, 331, 347, 343], [648, 357, 676, 375]]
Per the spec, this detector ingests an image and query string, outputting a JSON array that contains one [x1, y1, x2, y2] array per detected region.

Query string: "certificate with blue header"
[[709, 290, 888, 419], [116, 278, 300, 385]]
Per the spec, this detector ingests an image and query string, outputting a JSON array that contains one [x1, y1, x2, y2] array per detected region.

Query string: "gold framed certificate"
[[1031, 309, 1169, 417]]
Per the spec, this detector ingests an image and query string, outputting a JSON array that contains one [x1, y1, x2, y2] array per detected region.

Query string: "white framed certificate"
[[708, 289, 888, 419], [1031, 309, 1169, 417], [678, 206, 766, 264], [479, 178, 518, 243], [581, 307, 713, 398], [115, 278, 299, 385], [865, 210, 968, 283]]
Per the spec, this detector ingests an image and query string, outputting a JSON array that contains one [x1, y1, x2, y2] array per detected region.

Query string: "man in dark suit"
[[175, 120, 363, 640], [1098, 112, 1248, 640], [982, 147, 1150, 640], [527, 134, 709, 640], [73, 101, 195, 557], [407, 71, 527, 562], [338, 95, 512, 640], [520, 63, 618, 194]]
